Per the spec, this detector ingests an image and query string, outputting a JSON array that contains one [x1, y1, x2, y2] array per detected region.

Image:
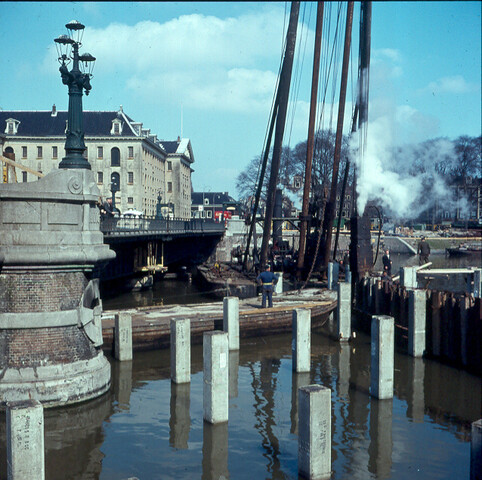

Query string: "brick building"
[[1, 106, 194, 218]]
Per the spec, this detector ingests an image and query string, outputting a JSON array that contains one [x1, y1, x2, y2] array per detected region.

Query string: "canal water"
[[0, 330, 479, 479], [0, 252, 480, 479]]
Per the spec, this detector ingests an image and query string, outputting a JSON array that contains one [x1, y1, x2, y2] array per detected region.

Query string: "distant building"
[[1, 106, 194, 218], [191, 192, 241, 221], [428, 176, 482, 227]]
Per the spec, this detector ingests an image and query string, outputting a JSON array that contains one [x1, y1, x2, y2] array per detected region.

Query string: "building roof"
[[0, 109, 138, 137], [192, 192, 237, 206], [161, 141, 180, 154], [1, 107, 195, 160]]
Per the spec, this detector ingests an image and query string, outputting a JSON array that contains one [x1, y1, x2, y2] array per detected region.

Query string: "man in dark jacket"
[[256, 265, 278, 308], [382, 249, 392, 277], [418, 236, 430, 265]]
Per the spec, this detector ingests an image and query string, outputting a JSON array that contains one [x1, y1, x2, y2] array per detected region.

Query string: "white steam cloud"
[[352, 115, 466, 221]]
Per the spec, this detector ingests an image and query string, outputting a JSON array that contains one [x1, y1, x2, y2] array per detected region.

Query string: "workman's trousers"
[[261, 287, 273, 308], [419, 255, 429, 265]]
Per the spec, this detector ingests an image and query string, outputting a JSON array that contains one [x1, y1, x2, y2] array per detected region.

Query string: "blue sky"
[[1, 2, 480, 199]]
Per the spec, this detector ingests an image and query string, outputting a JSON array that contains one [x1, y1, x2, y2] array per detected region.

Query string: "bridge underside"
[[98, 233, 222, 286]]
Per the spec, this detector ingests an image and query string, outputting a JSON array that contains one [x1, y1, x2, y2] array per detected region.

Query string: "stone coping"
[[0, 309, 79, 329]]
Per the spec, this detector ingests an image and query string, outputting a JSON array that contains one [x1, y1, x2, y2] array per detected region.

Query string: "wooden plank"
[[0, 155, 44, 178]]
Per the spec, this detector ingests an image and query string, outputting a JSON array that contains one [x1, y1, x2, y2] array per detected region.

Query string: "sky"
[[1, 1, 480, 204]]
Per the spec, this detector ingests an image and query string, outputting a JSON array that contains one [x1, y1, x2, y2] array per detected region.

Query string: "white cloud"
[[70, 9, 288, 113], [374, 48, 401, 63], [371, 48, 403, 79], [422, 75, 478, 95]]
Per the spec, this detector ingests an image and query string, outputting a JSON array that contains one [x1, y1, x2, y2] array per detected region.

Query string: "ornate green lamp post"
[[54, 20, 95, 169]]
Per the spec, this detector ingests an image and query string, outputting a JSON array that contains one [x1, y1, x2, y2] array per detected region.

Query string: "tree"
[[453, 135, 481, 181], [236, 129, 351, 202], [235, 146, 297, 202]]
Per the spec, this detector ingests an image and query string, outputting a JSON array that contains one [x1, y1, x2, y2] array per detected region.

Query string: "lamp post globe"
[[54, 20, 95, 169]]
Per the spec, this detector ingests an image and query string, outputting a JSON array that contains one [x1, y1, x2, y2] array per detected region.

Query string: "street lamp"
[[54, 20, 96, 169]]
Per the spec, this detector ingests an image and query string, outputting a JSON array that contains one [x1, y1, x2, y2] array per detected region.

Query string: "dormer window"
[[5, 118, 20, 135], [111, 119, 123, 135]]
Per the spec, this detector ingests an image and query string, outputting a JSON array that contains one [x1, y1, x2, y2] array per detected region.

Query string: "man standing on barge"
[[257, 265, 278, 309], [418, 236, 431, 265]]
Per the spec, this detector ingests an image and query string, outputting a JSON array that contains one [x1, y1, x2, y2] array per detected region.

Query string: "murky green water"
[[1, 329, 479, 479]]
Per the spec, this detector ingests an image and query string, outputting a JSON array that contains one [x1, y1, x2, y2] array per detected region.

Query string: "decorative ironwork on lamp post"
[[54, 20, 95, 169]]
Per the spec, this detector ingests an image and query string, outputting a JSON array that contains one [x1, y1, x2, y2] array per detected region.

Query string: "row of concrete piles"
[[6, 285, 482, 479], [329, 261, 482, 480], [351, 265, 482, 373]]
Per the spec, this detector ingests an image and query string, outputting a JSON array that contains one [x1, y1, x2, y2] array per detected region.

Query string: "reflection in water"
[[202, 421, 229, 480], [248, 357, 283, 477], [0, 329, 478, 479], [112, 359, 132, 408], [170, 382, 190, 450], [102, 277, 216, 310], [407, 357, 425, 423], [229, 351, 240, 399], [368, 398, 393, 479], [290, 372, 310, 435], [337, 343, 351, 399], [0, 390, 114, 480]]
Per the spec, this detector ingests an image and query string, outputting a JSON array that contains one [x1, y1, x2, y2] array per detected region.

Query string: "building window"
[[111, 119, 122, 135], [8, 123, 13, 134], [97, 172, 103, 184], [167, 182, 172, 193], [22, 146, 27, 158], [52, 146, 58, 158], [111, 147, 120, 167], [97, 147, 103, 158], [128, 172, 134, 184], [207, 210, 212, 219], [22, 171, 27, 182], [83, 147, 88, 159], [128, 197, 134, 204], [37, 146, 43, 158], [167, 161, 172, 171], [204, 198, 209, 205], [128, 146, 134, 158]]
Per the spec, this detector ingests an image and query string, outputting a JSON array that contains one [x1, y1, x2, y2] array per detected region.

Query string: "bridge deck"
[[101, 288, 337, 351]]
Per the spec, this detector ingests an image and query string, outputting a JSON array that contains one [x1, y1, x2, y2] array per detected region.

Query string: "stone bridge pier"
[[0, 169, 115, 407]]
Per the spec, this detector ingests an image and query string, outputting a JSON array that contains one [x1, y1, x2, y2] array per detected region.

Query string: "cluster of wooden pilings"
[[354, 277, 481, 375]]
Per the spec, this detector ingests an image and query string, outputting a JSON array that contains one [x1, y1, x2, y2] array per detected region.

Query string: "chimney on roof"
[[51, 104, 57, 117], [177, 136, 181, 143]]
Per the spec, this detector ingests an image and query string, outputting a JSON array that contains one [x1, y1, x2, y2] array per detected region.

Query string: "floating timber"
[[101, 288, 337, 352]]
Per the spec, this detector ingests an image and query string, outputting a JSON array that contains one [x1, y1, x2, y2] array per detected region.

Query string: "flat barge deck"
[[101, 288, 337, 352]]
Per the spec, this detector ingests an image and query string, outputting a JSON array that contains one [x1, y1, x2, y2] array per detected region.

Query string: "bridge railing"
[[100, 215, 226, 236]]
